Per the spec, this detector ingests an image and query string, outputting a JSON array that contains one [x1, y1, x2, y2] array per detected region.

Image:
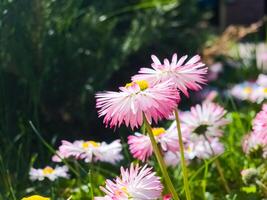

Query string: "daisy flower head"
[[128, 125, 186, 161], [93, 140, 123, 164], [132, 53, 207, 97], [252, 86, 267, 103], [52, 140, 97, 163], [128, 133, 152, 162], [29, 165, 69, 181], [52, 139, 123, 164], [96, 80, 180, 129], [242, 131, 267, 158], [22, 195, 50, 200], [97, 164, 163, 200], [180, 102, 229, 137], [230, 81, 259, 102]]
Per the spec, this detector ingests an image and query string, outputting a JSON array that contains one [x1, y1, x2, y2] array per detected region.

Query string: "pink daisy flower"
[[132, 53, 207, 97], [128, 126, 189, 161], [96, 164, 163, 200], [242, 104, 267, 158], [52, 140, 87, 161], [52, 139, 123, 164], [128, 133, 152, 162], [96, 80, 180, 129], [242, 131, 267, 158], [94, 140, 123, 164], [180, 102, 229, 137], [253, 104, 267, 133]]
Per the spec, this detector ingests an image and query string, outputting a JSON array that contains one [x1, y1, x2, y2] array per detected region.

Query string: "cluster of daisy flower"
[[95, 53, 208, 199], [230, 74, 267, 103], [29, 139, 123, 183], [127, 101, 229, 166], [165, 102, 228, 166], [29, 52, 231, 199], [242, 104, 267, 158]]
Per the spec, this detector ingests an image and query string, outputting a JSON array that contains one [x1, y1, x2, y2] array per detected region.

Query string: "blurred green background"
[[0, 0, 211, 141]]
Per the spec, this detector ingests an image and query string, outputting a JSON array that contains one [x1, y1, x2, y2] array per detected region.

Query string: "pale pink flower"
[[242, 104, 267, 158], [164, 136, 224, 165], [97, 164, 163, 200], [52, 140, 95, 162], [94, 140, 123, 164], [52, 139, 123, 164], [96, 80, 180, 129], [132, 53, 207, 97], [253, 104, 267, 133], [128, 126, 187, 161], [128, 133, 152, 162], [242, 131, 267, 158], [180, 102, 229, 137], [29, 166, 69, 181]]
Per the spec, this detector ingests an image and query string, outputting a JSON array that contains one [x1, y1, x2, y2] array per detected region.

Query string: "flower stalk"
[[143, 115, 180, 200], [174, 108, 192, 200], [203, 134, 230, 193]]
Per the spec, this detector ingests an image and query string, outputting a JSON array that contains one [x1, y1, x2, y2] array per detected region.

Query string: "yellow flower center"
[[21, 195, 50, 200], [82, 141, 100, 149], [125, 80, 149, 91], [121, 186, 128, 193], [263, 88, 267, 93], [243, 87, 252, 94], [152, 127, 166, 136], [186, 146, 193, 153], [42, 167, 54, 175], [115, 186, 129, 197]]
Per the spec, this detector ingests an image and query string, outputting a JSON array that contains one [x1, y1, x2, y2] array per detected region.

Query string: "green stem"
[[174, 108, 192, 200], [143, 116, 180, 200], [203, 134, 231, 193]]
